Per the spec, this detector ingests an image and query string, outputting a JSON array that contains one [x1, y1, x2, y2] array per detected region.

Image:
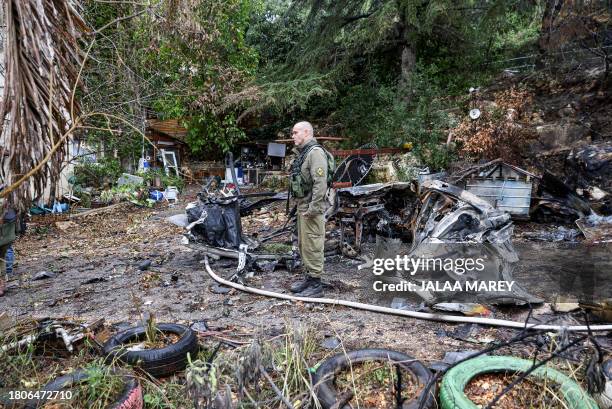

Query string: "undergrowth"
[[0, 318, 599, 409]]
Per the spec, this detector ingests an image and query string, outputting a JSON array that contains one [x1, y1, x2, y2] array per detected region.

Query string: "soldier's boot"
[[290, 275, 311, 293], [296, 277, 323, 298]]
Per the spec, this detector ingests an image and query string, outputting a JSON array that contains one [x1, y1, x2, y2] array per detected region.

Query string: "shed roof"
[[147, 118, 188, 144]]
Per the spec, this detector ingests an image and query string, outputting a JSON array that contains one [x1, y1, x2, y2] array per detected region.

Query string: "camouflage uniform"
[[292, 139, 328, 278]]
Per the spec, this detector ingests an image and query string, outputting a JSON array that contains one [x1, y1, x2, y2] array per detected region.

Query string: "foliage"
[[238, 0, 543, 172], [74, 363, 127, 409], [81, 0, 261, 158], [100, 183, 153, 207], [73, 158, 123, 188], [78, 0, 552, 172], [139, 169, 185, 191], [134, 0, 260, 154]]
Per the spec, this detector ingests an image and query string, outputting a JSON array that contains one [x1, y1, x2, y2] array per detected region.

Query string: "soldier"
[[289, 121, 329, 297], [0, 205, 17, 297]]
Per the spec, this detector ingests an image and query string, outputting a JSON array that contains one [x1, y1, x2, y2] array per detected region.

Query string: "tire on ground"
[[312, 348, 436, 409], [103, 323, 199, 378], [24, 368, 143, 409], [439, 355, 599, 409]]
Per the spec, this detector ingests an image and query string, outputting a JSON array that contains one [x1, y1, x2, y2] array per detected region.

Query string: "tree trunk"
[[536, 0, 565, 68], [401, 45, 416, 84]]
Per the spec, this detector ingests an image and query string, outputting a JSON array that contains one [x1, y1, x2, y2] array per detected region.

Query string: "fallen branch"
[[70, 202, 125, 219], [259, 364, 295, 409]]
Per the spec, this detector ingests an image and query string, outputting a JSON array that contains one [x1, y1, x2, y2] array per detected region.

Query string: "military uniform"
[[0, 206, 17, 296], [292, 138, 328, 279]]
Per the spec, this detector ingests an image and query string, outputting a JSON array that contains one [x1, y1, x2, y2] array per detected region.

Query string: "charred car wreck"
[[183, 173, 541, 306]]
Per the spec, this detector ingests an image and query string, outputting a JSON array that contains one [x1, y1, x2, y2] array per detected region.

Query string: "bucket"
[[149, 190, 164, 201]]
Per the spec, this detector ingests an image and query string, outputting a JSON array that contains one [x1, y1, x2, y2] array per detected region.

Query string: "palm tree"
[[0, 0, 87, 212]]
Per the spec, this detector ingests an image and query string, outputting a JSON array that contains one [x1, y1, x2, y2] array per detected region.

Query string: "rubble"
[[33, 271, 57, 280], [576, 213, 612, 243], [567, 142, 612, 192], [531, 171, 592, 224], [521, 226, 580, 242], [331, 182, 417, 254], [432, 302, 491, 317], [406, 180, 542, 305]]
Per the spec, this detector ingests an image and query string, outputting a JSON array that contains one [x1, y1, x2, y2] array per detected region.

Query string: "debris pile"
[[452, 88, 537, 163]]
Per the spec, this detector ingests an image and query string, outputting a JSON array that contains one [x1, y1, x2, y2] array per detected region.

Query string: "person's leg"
[[296, 214, 324, 297], [290, 213, 311, 293], [301, 214, 324, 278], [6, 245, 13, 275], [0, 244, 8, 296]]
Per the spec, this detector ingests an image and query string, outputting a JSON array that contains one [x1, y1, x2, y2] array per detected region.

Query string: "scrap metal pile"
[[181, 153, 609, 305], [405, 180, 542, 305]]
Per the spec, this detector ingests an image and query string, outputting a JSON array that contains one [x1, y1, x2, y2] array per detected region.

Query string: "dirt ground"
[[1, 185, 610, 365]]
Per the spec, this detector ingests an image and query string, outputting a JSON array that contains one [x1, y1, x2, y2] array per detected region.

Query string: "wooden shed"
[[146, 118, 188, 169]]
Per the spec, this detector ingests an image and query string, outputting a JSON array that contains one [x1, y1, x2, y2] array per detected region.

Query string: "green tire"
[[439, 355, 599, 409]]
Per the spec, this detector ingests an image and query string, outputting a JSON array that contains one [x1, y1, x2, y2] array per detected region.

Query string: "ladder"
[[160, 149, 179, 176]]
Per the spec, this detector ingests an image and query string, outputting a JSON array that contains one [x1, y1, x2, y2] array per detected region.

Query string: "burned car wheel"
[[23, 368, 143, 409], [103, 323, 199, 378], [313, 348, 436, 409]]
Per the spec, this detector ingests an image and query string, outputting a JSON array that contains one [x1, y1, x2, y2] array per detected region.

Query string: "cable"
[[204, 257, 612, 332]]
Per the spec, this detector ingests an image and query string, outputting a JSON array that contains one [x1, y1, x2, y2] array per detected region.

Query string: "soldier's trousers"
[[297, 212, 325, 278], [0, 221, 16, 276]]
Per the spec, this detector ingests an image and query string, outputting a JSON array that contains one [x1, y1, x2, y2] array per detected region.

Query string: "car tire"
[[312, 348, 436, 409], [103, 323, 199, 378], [23, 368, 142, 409], [439, 355, 598, 409]]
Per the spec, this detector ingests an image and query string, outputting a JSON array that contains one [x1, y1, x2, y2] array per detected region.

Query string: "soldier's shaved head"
[[291, 121, 314, 147]]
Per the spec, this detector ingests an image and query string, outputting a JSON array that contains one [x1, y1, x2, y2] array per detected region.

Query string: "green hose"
[[439, 355, 599, 409]]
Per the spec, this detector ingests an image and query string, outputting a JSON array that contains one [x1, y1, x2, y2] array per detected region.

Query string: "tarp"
[[186, 198, 243, 249]]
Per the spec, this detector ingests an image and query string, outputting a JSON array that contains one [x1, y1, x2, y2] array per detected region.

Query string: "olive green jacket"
[[293, 138, 328, 216]]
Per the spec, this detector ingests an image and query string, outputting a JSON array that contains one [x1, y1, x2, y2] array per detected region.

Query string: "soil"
[[335, 361, 420, 408], [464, 372, 562, 409], [125, 330, 181, 350], [1, 185, 610, 367]]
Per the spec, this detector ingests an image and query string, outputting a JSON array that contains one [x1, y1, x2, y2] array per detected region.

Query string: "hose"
[[203, 258, 612, 332]]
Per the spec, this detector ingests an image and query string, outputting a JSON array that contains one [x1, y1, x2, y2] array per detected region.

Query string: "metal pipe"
[[226, 152, 240, 195]]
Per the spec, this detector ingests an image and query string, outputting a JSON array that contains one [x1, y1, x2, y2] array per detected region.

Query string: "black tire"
[[23, 368, 143, 409], [103, 323, 199, 378], [312, 348, 437, 409]]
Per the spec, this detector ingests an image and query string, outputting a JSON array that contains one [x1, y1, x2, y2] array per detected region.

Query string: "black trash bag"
[[186, 199, 243, 248]]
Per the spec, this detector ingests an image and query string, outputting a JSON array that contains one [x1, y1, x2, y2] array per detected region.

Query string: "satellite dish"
[[469, 108, 481, 120]]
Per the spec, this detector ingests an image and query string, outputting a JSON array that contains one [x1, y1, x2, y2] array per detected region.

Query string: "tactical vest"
[[290, 143, 335, 198]]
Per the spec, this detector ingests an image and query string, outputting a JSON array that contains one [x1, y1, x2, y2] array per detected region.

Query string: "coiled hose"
[[204, 257, 612, 332]]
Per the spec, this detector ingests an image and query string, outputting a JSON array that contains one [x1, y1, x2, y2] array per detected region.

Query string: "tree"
[[0, 0, 87, 211], [236, 0, 542, 170], [80, 0, 261, 157]]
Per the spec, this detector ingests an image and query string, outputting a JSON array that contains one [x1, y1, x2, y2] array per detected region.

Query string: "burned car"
[[375, 180, 542, 306]]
